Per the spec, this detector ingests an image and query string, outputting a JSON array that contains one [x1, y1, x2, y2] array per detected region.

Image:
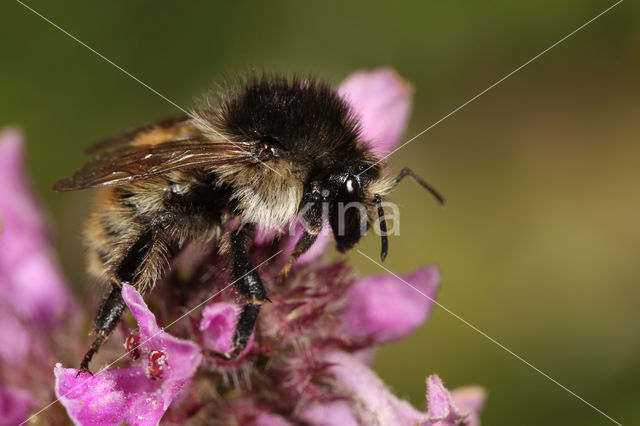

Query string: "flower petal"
[[122, 284, 202, 385], [341, 266, 440, 344], [323, 351, 424, 425], [450, 386, 486, 426], [0, 127, 77, 331], [298, 400, 359, 426], [419, 375, 485, 426], [55, 364, 166, 426], [200, 302, 244, 354], [338, 68, 413, 156], [324, 352, 484, 426], [55, 286, 202, 425], [0, 383, 35, 426]]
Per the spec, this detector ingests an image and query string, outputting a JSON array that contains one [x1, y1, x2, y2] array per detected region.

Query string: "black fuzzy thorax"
[[212, 74, 370, 173]]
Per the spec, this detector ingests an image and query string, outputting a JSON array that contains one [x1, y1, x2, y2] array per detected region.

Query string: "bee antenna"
[[393, 168, 445, 206], [374, 194, 388, 262]]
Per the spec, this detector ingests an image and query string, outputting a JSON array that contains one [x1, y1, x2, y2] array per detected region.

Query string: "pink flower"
[[0, 128, 76, 333], [54, 284, 202, 425], [318, 351, 486, 426], [0, 128, 79, 424]]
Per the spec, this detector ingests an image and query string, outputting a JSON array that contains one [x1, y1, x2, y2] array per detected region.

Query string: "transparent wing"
[[54, 138, 254, 191]]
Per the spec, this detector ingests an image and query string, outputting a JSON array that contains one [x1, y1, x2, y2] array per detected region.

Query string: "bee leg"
[[79, 228, 155, 374], [227, 224, 267, 358], [278, 230, 318, 280], [279, 181, 324, 279], [78, 283, 126, 375]]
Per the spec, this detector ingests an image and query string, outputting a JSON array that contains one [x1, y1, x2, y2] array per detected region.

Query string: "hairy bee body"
[[56, 72, 439, 372]]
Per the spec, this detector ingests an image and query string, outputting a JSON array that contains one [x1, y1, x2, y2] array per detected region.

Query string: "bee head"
[[317, 156, 395, 260], [316, 154, 444, 262], [196, 71, 444, 258]]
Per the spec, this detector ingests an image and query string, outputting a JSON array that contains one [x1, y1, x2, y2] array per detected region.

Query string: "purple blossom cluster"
[[0, 69, 485, 425]]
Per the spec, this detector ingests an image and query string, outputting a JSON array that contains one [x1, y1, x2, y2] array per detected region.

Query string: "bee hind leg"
[[79, 228, 157, 374], [78, 284, 126, 375], [226, 224, 267, 358]]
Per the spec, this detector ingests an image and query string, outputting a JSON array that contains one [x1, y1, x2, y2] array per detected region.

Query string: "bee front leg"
[[79, 228, 157, 374], [227, 224, 267, 358], [279, 180, 324, 279]]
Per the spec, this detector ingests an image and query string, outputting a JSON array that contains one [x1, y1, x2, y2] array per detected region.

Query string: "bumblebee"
[[54, 73, 443, 372]]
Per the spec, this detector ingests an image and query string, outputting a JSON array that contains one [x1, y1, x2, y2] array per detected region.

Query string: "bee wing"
[[54, 138, 255, 191], [84, 115, 194, 155]]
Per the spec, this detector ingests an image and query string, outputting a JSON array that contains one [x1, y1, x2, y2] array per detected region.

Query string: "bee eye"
[[261, 135, 287, 152], [339, 175, 360, 205], [330, 174, 365, 253], [255, 135, 287, 161]]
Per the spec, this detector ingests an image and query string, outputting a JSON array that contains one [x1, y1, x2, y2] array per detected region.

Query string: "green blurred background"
[[2, 1, 639, 424]]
